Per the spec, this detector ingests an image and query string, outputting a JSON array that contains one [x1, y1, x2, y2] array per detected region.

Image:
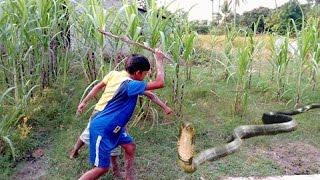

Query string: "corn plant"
[[182, 30, 197, 81], [307, 17, 320, 91], [69, 0, 107, 81], [232, 19, 262, 115], [0, 0, 70, 90], [0, 0, 68, 158], [0, 84, 38, 159], [247, 17, 265, 89], [106, 7, 131, 66], [233, 28, 258, 115], [222, 25, 237, 81], [98, 1, 190, 120], [143, 0, 176, 49], [234, 43, 252, 115], [171, 32, 183, 114], [291, 14, 316, 106], [268, 32, 290, 100], [122, 0, 144, 54]]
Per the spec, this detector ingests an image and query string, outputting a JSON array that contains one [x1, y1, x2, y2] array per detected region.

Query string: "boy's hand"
[[77, 102, 87, 115], [164, 107, 173, 115], [154, 49, 165, 62]]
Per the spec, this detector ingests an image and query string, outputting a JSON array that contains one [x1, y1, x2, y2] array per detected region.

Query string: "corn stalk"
[[234, 46, 251, 115], [69, 0, 107, 81], [222, 26, 237, 80], [268, 33, 290, 100], [0, 0, 68, 158], [291, 14, 315, 106], [307, 17, 320, 91]]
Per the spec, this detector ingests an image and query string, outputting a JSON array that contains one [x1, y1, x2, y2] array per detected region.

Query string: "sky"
[[157, 0, 308, 21]]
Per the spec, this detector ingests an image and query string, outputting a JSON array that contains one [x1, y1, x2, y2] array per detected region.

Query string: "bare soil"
[[11, 148, 48, 180], [255, 141, 320, 175]]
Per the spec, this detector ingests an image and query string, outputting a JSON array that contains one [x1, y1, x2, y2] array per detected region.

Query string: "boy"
[[70, 90, 172, 178], [71, 92, 172, 177], [70, 55, 172, 178], [78, 50, 167, 179]]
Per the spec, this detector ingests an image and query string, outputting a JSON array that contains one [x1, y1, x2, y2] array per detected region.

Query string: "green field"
[[1, 0, 319, 179], [6, 62, 320, 179]]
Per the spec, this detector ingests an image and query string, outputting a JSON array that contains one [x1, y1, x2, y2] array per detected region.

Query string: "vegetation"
[[192, 1, 319, 35], [0, 0, 319, 179]]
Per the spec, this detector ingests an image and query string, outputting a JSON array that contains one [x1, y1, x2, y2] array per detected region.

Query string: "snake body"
[[177, 103, 320, 173]]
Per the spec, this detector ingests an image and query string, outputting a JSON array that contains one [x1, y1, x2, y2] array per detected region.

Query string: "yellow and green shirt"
[[94, 70, 130, 111]]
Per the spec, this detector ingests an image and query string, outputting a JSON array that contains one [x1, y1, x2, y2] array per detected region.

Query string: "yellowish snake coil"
[[177, 103, 320, 173]]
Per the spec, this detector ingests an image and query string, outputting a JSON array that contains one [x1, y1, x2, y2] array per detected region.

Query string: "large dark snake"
[[177, 103, 320, 173]]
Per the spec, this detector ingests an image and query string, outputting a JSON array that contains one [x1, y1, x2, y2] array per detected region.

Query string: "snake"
[[177, 103, 320, 173]]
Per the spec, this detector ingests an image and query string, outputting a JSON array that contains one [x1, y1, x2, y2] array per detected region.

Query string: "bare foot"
[[68, 148, 78, 159], [112, 171, 125, 180]]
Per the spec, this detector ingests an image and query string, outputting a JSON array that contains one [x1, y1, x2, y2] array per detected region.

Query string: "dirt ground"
[[12, 142, 320, 179], [11, 148, 48, 180], [253, 141, 320, 175]]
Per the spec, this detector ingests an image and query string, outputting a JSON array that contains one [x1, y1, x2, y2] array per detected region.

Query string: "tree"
[[306, 0, 320, 4], [221, 0, 231, 24], [266, 1, 304, 35], [240, 7, 271, 33], [229, 0, 246, 26]]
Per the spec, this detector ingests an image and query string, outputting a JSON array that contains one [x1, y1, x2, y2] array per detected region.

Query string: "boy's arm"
[[144, 91, 173, 115], [77, 81, 106, 115], [146, 49, 165, 90]]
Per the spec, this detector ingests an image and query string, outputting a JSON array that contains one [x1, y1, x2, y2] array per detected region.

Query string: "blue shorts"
[[89, 128, 133, 168]]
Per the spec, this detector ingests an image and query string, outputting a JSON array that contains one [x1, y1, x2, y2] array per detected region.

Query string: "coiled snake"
[[177, 103, 320, 173]]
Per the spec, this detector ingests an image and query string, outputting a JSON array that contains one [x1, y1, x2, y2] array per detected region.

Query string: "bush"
[[240, 7, 271, 33], [191, 20, 210, 34], [265, 1, 304, 35]]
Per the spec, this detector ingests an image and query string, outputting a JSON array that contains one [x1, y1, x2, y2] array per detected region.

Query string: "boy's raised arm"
[[144, 91, 173, 115], [146, 49, 166, 90], [77, 81, 106, 115]]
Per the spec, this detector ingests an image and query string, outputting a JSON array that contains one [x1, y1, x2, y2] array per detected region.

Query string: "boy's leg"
[[111, 146, 122, 177], [69, 138, 84, 158], [69, 110, 99, 158], [118, 131, 135, 180], [79, 167, 109, 180], [85, 132, 112, 180], [121, 143, 136, 180], [69, 122, 90, 159]]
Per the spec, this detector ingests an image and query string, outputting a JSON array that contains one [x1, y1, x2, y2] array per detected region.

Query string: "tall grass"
[[234, 43, 251, 115], [307, 17, 320, 91], [268, 32, 290, 100], [0, 0, 69, 159], [222, 26, 237, 80], [0, 84, 38, 159], [233, 20, 261, 115], [69, 0, 107, 81], [290, 15, 319, 106], [0, 0, 69, 89]]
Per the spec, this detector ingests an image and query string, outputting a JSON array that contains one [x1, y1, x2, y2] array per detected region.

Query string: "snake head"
[[179, 122, 195, 136], [178, 122, 196, 173], [178, 159, 196, 173]]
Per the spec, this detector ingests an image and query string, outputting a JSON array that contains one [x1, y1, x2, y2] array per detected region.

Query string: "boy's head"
[[125, 54, 150, 80]]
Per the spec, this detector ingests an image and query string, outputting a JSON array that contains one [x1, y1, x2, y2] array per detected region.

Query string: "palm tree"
[[211, 0, 214, 22], [211, 0, 222, 24], [229, 0, 246, 26], [221, 0, 231, 24]]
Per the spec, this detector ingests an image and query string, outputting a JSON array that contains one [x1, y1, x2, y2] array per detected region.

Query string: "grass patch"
[[2, 57, 320, 179]]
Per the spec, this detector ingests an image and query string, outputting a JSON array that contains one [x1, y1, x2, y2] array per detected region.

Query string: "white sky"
[[157, 0, 308, 21]]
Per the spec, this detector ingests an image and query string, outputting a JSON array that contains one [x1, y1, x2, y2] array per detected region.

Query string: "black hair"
[[125, 54, 150, 75]]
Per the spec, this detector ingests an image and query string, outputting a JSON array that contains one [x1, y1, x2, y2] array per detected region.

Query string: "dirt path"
[[252, 141, 320, 175], [11, 149, 49, 180], [225, 174, 320, 180]]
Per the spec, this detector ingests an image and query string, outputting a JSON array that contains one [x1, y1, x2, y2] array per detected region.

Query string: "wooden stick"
[[98, 28, 175, 63]]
